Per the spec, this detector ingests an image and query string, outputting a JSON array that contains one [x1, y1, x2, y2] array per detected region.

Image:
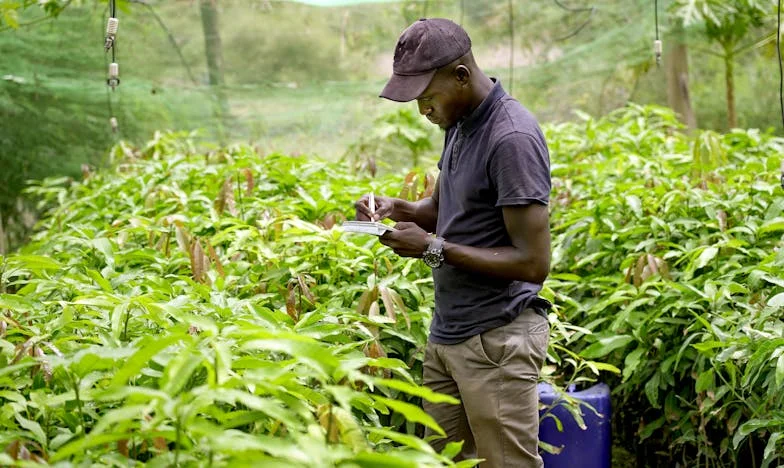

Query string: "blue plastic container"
[[538, 382, 612, 468]]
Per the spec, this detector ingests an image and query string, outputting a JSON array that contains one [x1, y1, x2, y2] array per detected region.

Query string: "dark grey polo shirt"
[[430, 79, 551, 345]]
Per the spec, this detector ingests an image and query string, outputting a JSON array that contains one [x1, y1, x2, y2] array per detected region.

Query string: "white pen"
[[369, 193, 376, 220]]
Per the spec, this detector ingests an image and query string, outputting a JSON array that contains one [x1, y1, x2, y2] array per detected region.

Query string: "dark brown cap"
[[380, 18, 472, 102]]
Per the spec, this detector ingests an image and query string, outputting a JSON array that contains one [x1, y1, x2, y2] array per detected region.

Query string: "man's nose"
[[417, 101, 431, 116]]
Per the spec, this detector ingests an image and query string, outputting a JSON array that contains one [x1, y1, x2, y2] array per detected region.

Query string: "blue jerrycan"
[[538, 382, 612, 468]]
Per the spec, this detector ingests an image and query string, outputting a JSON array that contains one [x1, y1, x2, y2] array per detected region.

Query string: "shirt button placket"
[[450, 124, 463, 172]]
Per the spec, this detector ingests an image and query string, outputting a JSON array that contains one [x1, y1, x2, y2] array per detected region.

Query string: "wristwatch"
[[422, 236, 445, 269]]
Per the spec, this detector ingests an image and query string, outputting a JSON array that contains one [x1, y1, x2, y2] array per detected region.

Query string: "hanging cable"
[[105, 0, 119, 91], [103, 0, 120, 135], [778, 0, 783, 188], [130, 0, 199, 85], [103, 29, 119, 135], [654, 0, 662, 67], [552, 0, 595, 41]]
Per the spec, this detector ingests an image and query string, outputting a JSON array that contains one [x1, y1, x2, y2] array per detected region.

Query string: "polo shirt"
[[430, 79, 551, 345]]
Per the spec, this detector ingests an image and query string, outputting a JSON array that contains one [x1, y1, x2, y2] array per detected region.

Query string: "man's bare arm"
[[441, 204, 550, 283]]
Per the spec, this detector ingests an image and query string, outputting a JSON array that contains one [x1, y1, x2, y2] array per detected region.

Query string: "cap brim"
[[379, 69, 437, 102]]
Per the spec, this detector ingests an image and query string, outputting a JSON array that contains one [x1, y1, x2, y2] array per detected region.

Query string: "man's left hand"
[[379, 222, 430, 258]]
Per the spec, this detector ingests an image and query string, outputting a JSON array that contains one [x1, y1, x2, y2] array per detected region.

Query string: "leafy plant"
[[1, 130, 608, 466], [344, 109, 438, 175], [546, 104, 784, 466], [670, 0, 775, 128]]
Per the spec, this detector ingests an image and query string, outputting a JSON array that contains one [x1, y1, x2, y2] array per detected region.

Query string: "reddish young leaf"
[[206, 240, 225, 278], [286, 280, 298, 321], [297, 275, 317, 303], [356, 286, 379, 315], [117, 439, 129, 457], [242, 168, 254, 195], [420, 172, 436, 199]]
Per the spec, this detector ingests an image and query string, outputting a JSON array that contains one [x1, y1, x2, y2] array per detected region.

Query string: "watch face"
[[423, 251, 442, 268]]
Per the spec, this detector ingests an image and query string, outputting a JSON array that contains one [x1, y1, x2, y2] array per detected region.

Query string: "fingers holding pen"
[[355, 194, 394, 221]]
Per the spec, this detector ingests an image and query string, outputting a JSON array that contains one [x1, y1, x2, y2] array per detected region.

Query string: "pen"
[[369, 193, 375, 220]]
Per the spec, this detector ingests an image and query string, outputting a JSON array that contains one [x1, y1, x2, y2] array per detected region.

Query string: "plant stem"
[[236, 172, 245, 221], [326, 403, 334, 444], [122, 306, 131, 341], [69, 372, 86, 433], [723, 44, 736, 129], [175, 415, 181, 466]]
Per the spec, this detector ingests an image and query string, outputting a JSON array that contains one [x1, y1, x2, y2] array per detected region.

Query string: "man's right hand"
[[355, 194, 395, 221]]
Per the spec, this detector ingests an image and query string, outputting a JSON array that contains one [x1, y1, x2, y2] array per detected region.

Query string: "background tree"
[[671, 0, 774, 129], [665, 20, 697, 130], [199, 0, 229, 143]]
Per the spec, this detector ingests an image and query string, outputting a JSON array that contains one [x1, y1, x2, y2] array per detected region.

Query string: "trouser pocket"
[[475, 308, 549, 368]]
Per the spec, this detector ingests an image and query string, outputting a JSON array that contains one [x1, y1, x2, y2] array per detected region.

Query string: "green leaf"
[[538, 439, 564, 455], [759, 218, 784, 236], [768, 292, 784, 308], [345, 451, 420, 468], [160, 349, 203, 395], [580, 335, 634, 359], [365, 426, 432, 454], [208, 431, 311, 464], [625, 195, 642, 218], [209, 389, 302, 429], [109, 334, 184, 386], [695, 369, 715, 392], [639, 416, 665, 441], [440, 440, 464, 460], [777, 354, 784, 388], [371, 396, 445, 436], [86, 268, 113, 292], [242, 336, 339, 379], [15, 414, 46, 445], [0, 361, 38, 379], [91, 404, 148, 434], [763, 432, 783, 466], [7, 255, 62, 273], [644, 372, 660, 407], [2, 10, 19, 29], [695, 246, 719, 269], [51, 433, 134, 462], [91, 238, 115, 268], [374, 378, 459, 404], [622, 348, 645, 381]]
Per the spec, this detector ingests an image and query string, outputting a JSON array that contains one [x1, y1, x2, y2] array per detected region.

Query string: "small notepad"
[[342, 221, 395, 236]]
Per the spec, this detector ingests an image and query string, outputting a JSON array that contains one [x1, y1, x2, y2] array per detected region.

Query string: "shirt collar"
[[456, 78, 505, 135]]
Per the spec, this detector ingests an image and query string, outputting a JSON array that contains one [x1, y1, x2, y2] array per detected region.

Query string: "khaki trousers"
[[423, 308, 549, 468]]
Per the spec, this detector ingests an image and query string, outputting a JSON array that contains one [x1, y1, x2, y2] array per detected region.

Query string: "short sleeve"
[[487, 131, 551, 207]]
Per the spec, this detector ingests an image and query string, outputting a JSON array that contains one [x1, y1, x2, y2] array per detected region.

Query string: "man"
[[354, 18, 551, 468]]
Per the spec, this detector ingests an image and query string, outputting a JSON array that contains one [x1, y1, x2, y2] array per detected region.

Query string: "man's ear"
[[454, 65, 470, 86]]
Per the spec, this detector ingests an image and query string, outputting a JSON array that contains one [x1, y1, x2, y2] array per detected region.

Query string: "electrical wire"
[[104, 0, 120, 136], [110, 0, 116, 64], [552, 0, 596, 41], [653, 0, 662, 67], [655, 0, 659, 41], [778, 0, 783, 130], [778, 0, 783, 189]]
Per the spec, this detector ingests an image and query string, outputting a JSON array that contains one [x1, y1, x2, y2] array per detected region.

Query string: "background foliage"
[[0, 0, 781, 251], [0, 127, 608, 466], [1, 106, 783, 466], [546, 105, 784, 467]]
